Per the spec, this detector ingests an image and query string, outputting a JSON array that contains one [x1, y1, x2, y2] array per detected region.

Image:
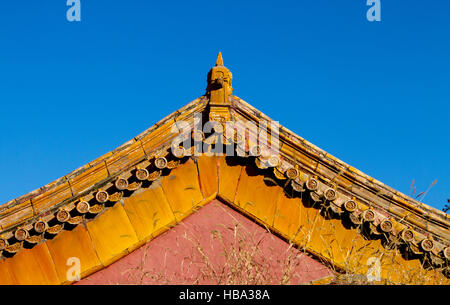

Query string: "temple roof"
[[0, 53, 449, 284]]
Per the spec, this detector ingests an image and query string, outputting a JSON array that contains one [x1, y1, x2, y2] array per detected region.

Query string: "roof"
[[0, 53, 449, 284]]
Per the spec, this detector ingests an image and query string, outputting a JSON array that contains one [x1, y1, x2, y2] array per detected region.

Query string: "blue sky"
[[0, 1, 448, 211]]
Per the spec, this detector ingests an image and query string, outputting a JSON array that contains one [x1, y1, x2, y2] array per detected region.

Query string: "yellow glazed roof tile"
[[5, 243, 60, 285], [217, 156, 244, 204], [196, 155, 219, 199], [234, 166, 282, 225], [32, 181, 72, 215], [123, 184, 176, 242], [86, 203, 139, 266], [160, 158, 204, 221], [46, 224, 101, 283], [0, 53, 448, 285], [0, 199, 33, 231]]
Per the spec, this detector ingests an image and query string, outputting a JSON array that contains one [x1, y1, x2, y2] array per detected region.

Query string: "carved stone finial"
[[216, 52, 224, 66], [207, 52, 233, 123]]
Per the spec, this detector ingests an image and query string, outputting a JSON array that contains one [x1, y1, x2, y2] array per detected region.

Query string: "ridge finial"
[[216, 52, 224, 66], [206, 52, 233, 122]]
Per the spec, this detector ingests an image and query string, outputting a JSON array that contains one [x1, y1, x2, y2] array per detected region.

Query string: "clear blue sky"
[[0, 1, 448, 211]]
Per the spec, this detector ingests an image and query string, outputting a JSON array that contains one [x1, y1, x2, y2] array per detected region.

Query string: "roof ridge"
[[0, 96, 207, 211], [0, 55, 448, 279], [230, 95, 449, 223]]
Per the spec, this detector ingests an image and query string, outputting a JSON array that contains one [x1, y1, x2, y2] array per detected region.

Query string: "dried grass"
[[118, 201, 447, 285]]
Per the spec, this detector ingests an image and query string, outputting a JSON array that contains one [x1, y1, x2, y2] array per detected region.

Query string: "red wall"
[[77, 200, 331, 285]]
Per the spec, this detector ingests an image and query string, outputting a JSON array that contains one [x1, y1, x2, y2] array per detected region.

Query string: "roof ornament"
[[216, 51, 224, 66], [207, 52, 233, 123]]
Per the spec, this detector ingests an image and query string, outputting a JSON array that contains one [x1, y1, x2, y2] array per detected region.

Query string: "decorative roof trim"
[[0, 120, 448, 276], [230, 96, 450, 233], [0, 54, 448, 278]]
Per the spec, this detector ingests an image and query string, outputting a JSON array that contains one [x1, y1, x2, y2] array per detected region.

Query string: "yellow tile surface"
[[123, 184, 176, 242], [6, 243, 60, 285], [234, 166, 281, 224], [309, 217, 354, 266], [0, 200, 33, 230], [272, 193, 303, 241], [87, 151, 113, 168], [141, 119, 178, 154], [0, 258, 16, 284], [217, 156, 243, 203], [86, 203, 139, 266], [106, 141, 146, 176], [161, 158, 204, 221], [196, 156, 218, 198], [46, 224, 101, 283], [69, 162, 109, 195], [380, 252, 449, 284], [32, 182, 72, 214]]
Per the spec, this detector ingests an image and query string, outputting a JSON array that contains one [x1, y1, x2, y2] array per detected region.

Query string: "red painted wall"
[[77, 200, 331, 285]]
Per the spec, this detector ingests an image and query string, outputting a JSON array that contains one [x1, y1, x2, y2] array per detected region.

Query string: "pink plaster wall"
[[77, 200, 332, 285]]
